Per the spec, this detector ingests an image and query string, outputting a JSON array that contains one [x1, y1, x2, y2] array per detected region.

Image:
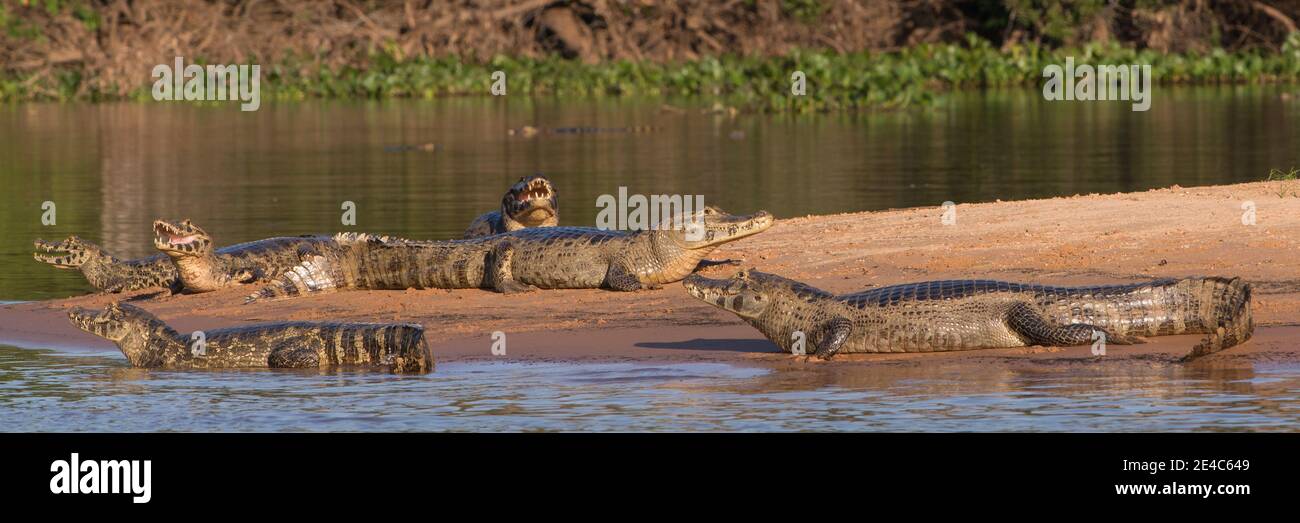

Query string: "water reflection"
[[2, 345, 1295, 432]]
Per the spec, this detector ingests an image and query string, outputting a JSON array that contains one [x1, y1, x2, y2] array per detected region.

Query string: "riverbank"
[[6, 39, 1300, 112], [3, 2, 1299, 110], [3, 181, 1299, 370]]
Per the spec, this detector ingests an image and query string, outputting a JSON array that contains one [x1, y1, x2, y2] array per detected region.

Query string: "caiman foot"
[[268, 343, 321, 368], [813, 317, 853, 360], [233, 269, 257, 284], [1103, 333, 1145, 345], [496, 280, 539, 294], [605, 264, 652, 291]]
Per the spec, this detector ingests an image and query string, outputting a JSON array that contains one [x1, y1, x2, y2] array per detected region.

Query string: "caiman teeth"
[[517, 186, 550, 201]]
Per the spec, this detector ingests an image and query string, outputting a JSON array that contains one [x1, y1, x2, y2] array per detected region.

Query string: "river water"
[[1, 87, 1297, 431]]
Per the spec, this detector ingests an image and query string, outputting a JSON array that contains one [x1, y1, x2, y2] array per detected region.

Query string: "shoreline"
[[3, 181, 1300, 368]]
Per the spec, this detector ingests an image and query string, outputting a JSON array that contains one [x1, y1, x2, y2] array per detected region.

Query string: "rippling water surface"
[[2, 345, 1295, 432]]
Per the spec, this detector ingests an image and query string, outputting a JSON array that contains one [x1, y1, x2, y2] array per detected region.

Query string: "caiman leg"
[[1006, 302, 1143, 347], [489, 240, 538, 294], [605, 262, 661, 291], [813, 317, 854, 360], [267, 343, 322, 368]]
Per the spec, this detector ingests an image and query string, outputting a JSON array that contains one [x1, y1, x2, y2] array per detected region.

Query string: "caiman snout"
[[67, 306, 93, 326], [683, 274, 734, 300], [34, 237, 93, 268], [684, 209, 774, 247], [67, 305, 113, 338], [684, 270, 771, 318]]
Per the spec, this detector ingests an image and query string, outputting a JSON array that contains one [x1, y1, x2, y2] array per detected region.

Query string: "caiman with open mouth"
[[68, 302, 432, 372], [684, 270, 1253, 361], [32, 236, 180, 293], [463, 174, 559, 238]]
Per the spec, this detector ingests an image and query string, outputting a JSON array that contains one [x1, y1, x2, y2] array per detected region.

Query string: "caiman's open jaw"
[[503, 175, 558, 225], [34, 236, 94, 268], [153, 219, 211, 256], [513, 176, 553, 202]]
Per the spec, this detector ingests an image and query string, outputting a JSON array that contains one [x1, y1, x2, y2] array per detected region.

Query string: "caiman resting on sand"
[[68, 302, 433, 373], [34, 178, 561, 293], [246, 207, 773, 302], [150, 219, 411, 293], [685, 270, 1253, 361]]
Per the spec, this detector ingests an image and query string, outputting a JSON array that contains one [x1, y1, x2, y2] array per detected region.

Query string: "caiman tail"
[[1041, 276, 1254, 359], [1183, 277, 1253, 360]]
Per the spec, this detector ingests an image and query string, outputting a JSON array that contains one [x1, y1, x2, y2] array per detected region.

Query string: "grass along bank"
[[5, 33, 1300, 111]]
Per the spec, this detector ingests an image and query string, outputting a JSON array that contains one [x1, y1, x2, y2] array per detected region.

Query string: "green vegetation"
[[5, 32, 1300, 111], [235, 33, 1300, 111], [1266, 167, 1300, 198]]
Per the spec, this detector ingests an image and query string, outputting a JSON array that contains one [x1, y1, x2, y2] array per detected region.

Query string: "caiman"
[[68, 302, 433, 373], [508, 125, 657, 138], [684, 270, 1253, 361], [33, 236, 181, 293], [34, 180, 550, 293], [151, 218, 408, 293], [246, 207, 774, 302], [463, 174, 559, 238], [34, 223, 396, 295]]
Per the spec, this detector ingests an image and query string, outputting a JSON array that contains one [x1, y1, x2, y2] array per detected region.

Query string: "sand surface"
[[4, 181, 1299, 370]]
